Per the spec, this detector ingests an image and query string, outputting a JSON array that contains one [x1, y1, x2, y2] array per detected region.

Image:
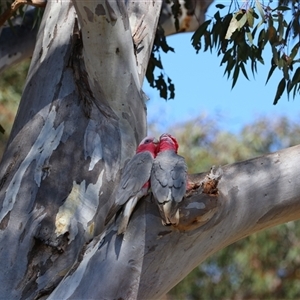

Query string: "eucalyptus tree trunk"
[[0, 1, 157, 298], [1, 1, 300, 300]]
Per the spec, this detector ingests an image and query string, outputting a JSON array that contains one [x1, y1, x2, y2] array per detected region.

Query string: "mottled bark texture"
[[0, 0, 156, 298], [1, 0, 300, 299]]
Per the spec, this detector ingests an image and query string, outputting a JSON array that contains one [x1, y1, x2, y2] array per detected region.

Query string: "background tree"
[[0, 0, 300, 299], [0, 61, 30, 156]]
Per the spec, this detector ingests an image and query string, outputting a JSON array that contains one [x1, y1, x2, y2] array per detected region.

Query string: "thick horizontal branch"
[[49, 144, 300, 299]]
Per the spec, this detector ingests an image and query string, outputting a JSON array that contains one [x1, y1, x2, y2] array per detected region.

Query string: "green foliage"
[[146, 24, 175, 100], [0, 1, 43, 136], [169, 222, 300, 299], [0, 60, 30, 158], [171, 221, 300, 299], [170, 0, 181, 32], [149, 0, 300, 103], [191, 0, 300, 104], [159, 115, 300, 299], [146, 0, 196, 100]]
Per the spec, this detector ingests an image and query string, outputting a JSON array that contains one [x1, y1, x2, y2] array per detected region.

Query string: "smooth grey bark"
[[0, 3, 92, 299]]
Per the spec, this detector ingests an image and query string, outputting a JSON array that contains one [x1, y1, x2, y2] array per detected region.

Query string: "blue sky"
[[145, 2, 300, 134]]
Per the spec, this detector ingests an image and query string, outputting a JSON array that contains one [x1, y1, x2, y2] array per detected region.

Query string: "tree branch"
[[0, 9, 38, 72], [49, 144, 300, 298], [159, 0, 214, 36], [0, 0, 46, 27], [72, 0, 162, 166], [128, 2, 163, 84], [0, 0, 213, 71]]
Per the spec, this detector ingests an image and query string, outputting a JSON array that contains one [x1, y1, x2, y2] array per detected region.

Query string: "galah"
[[151, 133, 187, 226], [105, 136, 158, 235]]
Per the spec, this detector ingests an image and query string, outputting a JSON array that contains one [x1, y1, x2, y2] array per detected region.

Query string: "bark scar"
[[174, 166, 223, 232], [201, 166, 223, 195], [186, 166, 223, 197], [105, 0, 117, 23], [132, 17, 147, 59]]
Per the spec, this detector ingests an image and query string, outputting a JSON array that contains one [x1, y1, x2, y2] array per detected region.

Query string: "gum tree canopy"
[[0, 1, 300, 299]]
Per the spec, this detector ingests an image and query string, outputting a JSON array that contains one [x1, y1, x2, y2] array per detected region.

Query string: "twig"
[[0, 0, 46, 28]]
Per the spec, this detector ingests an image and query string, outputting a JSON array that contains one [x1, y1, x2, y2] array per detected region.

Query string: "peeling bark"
[[0, 0, 160, 298]]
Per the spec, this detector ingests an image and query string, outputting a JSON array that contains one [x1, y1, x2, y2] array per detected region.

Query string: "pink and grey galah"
[[105, 136, 158, 235], [151, 133, 188, 226]]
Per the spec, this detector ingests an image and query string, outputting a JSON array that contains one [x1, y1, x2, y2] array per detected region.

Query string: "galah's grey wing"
[[151, 151, 187, 225], [170, 154, 187, 202], [115, 151, 154, 205], [105, 151, 153, 225], [150, 152, 171, 204]]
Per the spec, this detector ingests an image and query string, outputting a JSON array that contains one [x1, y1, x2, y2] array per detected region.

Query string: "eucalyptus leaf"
[[273, 78, 286, 104]]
